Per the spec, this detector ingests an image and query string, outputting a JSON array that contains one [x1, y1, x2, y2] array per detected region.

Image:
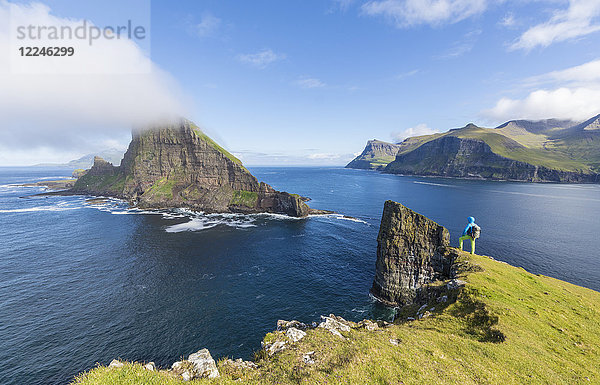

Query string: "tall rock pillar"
[[371, 200, 455, 306]]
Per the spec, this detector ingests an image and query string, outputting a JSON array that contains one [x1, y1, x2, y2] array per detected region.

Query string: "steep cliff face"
[[347, 115, 600, 182], [384, 136, 600, 183], [72, 120, 317, 217], [371, 200, 457, 307], [346, 140, 400, 170]]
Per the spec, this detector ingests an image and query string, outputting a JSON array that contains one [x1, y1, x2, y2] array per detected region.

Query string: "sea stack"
[[371, 200, 456, 306], [71, 119, 320, 217]]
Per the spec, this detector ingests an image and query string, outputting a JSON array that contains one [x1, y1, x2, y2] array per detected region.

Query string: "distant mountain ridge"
[[346, 114, 600, 183], [495, 118, 578, 133], [34, 149, 125, 169], [345, 140, 401, 170]]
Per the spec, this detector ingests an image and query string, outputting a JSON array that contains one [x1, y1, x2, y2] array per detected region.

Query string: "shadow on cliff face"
[[451, 287, 506, 343]]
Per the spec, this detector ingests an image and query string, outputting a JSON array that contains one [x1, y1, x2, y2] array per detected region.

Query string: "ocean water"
[[0, 167, 599, 385]]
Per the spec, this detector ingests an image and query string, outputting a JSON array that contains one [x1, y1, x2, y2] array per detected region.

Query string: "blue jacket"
[[462, 217, 476, 236]]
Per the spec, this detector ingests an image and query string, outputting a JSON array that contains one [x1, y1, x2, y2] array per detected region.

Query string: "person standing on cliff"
[[459, 216, 480, 254]]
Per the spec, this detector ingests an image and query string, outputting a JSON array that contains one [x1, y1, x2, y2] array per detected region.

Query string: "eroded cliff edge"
[[69, 119, 325, 217]]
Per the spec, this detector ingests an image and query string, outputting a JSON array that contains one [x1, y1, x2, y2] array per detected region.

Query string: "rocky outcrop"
[[101, 314, 392, 379], [70, 119, 325, 217], [371, 200, 458, 307], [19, 179, 76, 190], [171, 348, 219, 380], [318, 314, 352, 338], [261, 314, 389, 357], [222, 358, 257, 371], [384, 136, 600, 183], [346, 140, 400, 170]]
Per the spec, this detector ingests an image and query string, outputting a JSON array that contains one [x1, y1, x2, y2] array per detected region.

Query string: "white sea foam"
[[200, 273, 216, 280], [0, 183, 41, 193], [0, 205, 81, 213], [3, 185, 367, 231], [310, 213, 369, 225], [251, 212, 303, 221], [413, 181, 455, 187], [333, 214, 368, 224], [164, 214, 260, 232], [37, 176, 72, 180], [165, 218, 221, 232]]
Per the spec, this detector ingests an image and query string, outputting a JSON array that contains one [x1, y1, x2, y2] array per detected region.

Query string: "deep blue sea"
[[1, 167, 599, 385]]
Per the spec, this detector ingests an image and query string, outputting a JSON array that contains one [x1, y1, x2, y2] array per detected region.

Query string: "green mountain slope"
[[73, 251, 600, 384], [383, 115, 600, 182]]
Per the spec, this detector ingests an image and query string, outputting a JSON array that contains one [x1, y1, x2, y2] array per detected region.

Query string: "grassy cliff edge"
[[72, 251, 600, 384]]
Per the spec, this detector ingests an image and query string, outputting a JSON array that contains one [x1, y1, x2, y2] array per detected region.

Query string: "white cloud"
[[526, 58, 600, 86], [232, 150, 353, 166], [295, 76, 326, 89], [485, 58, 600, 121], [0, 1, 187, 166], [392, 123, 439, 141], [331, 0, 356, 12], [193, 12, 222, 38], [485, 87, 600, 121], [237, 49, 286, 69], [437, 29, 481, 58], [439, 41, 474, 58], [499, 12, 516, 28], [362, 0, 487, 27], [307, 153, 341, 160], [511, 0, 600, 50], [394, 69, 419, 79]]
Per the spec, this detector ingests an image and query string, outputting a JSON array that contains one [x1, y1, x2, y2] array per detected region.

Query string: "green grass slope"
[[189, 123, 244, 167], [72, 251, 600, 385], [398, 126, 592, 173], [383, 116, 600, 174], [451, 126, 592, 172]]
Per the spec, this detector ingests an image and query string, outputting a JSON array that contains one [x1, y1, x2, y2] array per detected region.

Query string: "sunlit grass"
[[73, 251, 600, 385]]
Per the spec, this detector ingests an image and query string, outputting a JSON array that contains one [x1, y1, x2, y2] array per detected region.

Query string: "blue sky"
[[1, 0, 600, 165]]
